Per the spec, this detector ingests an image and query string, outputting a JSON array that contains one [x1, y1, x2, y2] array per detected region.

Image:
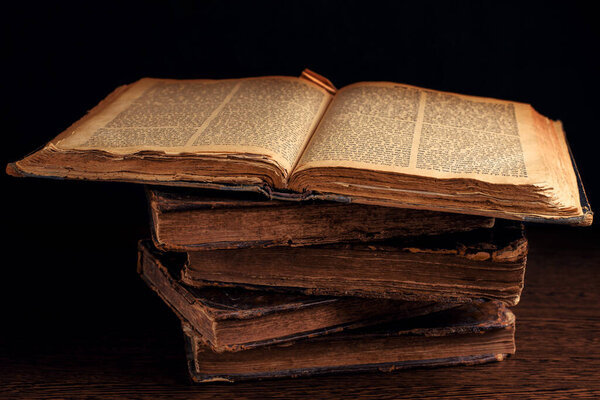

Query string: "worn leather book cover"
[[183, 300, 516, 383], [181, 221, 527, 306], [147, 186, 495, 251], [138, 240, 458, 352]]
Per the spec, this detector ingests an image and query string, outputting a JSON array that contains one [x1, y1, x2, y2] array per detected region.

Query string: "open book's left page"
[[9, 76, 333, 188]]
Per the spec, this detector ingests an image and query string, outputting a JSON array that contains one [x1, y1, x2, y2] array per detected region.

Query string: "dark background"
[[1, 0, 598, 385]]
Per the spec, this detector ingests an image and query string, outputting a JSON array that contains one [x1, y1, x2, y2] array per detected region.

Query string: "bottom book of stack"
[[138, 241, 516, 383]]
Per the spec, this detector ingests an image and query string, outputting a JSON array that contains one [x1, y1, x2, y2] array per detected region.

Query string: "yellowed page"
[[55, 76, 332, 176], [295, 81, 551, 185]]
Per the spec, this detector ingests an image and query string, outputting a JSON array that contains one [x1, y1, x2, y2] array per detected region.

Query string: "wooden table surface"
[[1, 225, 599, 399]]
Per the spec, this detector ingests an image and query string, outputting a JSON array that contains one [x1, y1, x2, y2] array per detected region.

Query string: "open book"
[[7, 70, 592, 225]]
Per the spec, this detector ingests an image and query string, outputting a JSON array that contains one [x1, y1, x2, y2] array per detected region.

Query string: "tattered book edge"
[[183, 326, 510, 384]]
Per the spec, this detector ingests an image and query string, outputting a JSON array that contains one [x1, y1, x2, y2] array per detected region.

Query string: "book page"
[[295, 82, 550, 185], [54, 76, 332, 174]]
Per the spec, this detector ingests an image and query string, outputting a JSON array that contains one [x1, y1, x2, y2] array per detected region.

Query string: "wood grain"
[[1, 227, 599, 399]]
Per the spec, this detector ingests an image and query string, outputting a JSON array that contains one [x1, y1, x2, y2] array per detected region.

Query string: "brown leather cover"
[[183, 301, 515, 382], [182, 221, 527, 306], [148, 186, 495, 251], [138, 240, 460, 352]]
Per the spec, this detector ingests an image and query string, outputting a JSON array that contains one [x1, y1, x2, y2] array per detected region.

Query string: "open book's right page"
[[291, 82, 585, 223]]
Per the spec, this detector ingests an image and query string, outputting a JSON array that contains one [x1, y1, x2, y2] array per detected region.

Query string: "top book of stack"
[[7, 70, 592, 225]]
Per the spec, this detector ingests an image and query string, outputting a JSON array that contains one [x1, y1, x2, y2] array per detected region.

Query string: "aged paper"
[[55, 76, 332, 174], [295, 82, 550, 185]]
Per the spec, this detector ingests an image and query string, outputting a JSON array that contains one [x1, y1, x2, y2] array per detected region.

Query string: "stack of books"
[[138, 187, 525, 382], [8, 70, 591, 382]]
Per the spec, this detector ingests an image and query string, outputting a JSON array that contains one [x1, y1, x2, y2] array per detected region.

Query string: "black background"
[[2, 0, 598, 376]]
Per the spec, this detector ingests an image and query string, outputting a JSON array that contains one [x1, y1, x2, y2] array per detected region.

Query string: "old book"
[[7, 70, 591, 225], [182, 300, 516, 382], [181, 221, 527, 306], [137, 240, 457, 352], [148, 186, 494, 251]]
